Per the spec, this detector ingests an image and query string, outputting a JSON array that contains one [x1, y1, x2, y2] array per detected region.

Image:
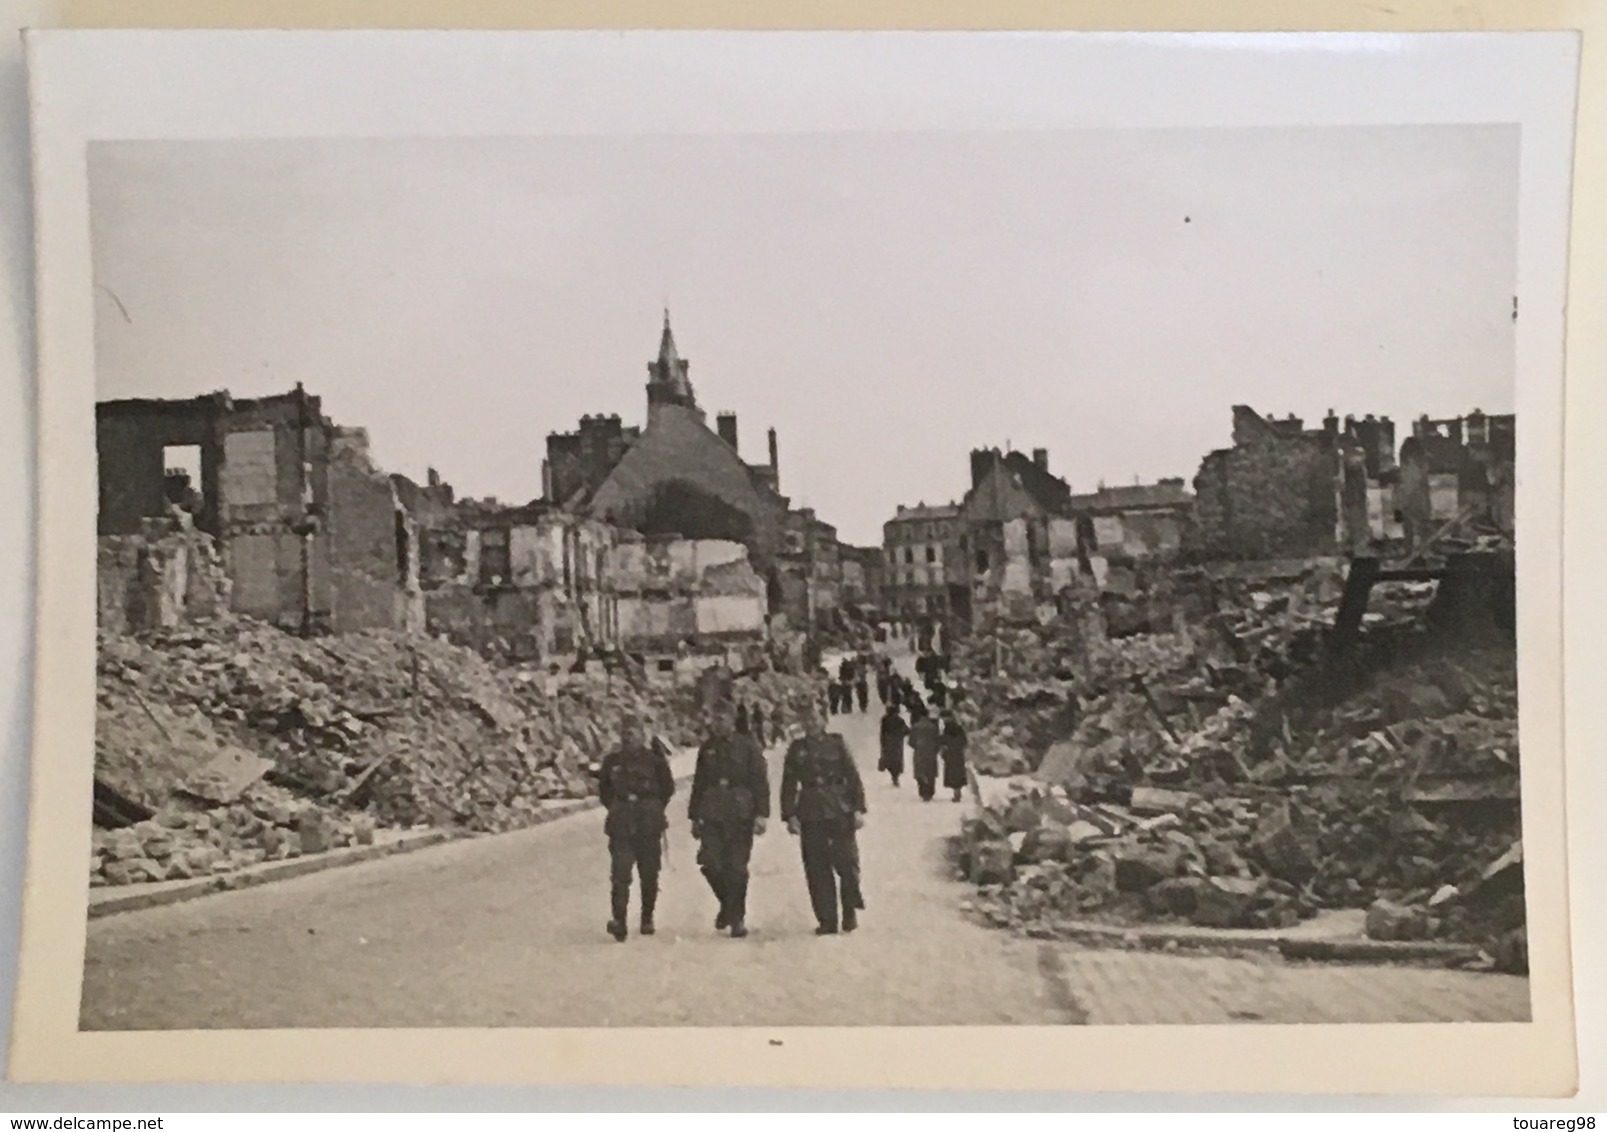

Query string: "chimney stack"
[[716, 412, 739, 452], [1032, 448, 1049, 472], [541, 460, 553, 501], [768, 427, 779, 472], [970, 448, 1000, 490]]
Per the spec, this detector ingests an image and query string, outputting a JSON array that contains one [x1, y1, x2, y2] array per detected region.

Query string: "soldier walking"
[[781, 707, 868, 935], [688, 700, 770, 938], [597, 716, 676, 942]]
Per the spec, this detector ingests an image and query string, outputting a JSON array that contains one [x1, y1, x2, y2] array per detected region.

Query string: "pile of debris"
[[953, 560, 1525, 968], [91, 781, 376, 888], [95, 615, 817, 884]]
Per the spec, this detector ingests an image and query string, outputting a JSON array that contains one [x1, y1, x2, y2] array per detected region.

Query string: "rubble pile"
[[954, 565, 1524, 967], [96, 616, 818, 866], [91, 781, 376, 888]]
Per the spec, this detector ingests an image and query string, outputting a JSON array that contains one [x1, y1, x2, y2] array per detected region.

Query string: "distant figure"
[[930, 680, 948, 711], [878, 703, 909, 787], [855, 666, 869, 713], [735, 703, 750, 735], [908, 709, 942, 803], [688, 701, 770, 939], [875, 660, 891, 705], [940, 711, 969, 804], [597, 715, 676, 942], [751, 704, 767, 747], [781, 707, 868, 935]]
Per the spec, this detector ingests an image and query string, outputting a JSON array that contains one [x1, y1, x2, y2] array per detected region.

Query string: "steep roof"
[[962, 450, 1072, 522], [582, 403, 784, 546]]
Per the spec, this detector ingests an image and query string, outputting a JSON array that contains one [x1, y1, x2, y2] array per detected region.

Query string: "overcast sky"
[[90, 125, 1517, 547]]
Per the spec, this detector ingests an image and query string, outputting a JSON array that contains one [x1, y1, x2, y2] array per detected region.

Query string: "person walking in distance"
[[751, 703, 767, 748], [940, 709, 969, 804], [688, 700, 770, 938], [878, 701, 909, 788], [597, 715, 676, 942], [855, 661, 870, 713], [908, 703, 942, 803], [781, 707, 868, 935]]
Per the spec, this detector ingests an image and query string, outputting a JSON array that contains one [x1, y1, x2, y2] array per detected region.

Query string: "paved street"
[[80, 675, 1529, 1030]]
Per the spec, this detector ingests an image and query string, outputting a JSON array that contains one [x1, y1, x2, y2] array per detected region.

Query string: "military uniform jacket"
[[598, 743, 676, 840], [780, 734, 868, 824], [689, 733, 770, 828]]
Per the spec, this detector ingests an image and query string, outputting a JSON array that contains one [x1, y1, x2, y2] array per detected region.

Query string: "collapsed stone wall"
[[1193, 438, 1338, 560], [97, 516, 231, 635]]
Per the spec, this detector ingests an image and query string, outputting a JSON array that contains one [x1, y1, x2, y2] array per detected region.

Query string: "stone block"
[[1191, 876, 1264, 928]]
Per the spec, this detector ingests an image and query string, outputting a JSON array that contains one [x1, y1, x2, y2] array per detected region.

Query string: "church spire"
[[646, 310, 699, 420]]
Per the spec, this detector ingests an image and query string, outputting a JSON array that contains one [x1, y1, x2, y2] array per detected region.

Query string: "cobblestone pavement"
[[1041, 946, 1531, 1025], [79, 658, 1530, 1030]]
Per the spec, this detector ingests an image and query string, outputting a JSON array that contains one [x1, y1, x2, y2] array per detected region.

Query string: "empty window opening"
[[162, 445, 204, 514]]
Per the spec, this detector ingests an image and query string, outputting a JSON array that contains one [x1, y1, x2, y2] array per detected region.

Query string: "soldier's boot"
[[727, 876, 750, 938], [607, 883, 630, 942], [640, 879, 658, 936]]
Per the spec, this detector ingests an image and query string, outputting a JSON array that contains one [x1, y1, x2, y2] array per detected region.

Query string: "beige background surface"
[[2, 0, 1603, 1108]]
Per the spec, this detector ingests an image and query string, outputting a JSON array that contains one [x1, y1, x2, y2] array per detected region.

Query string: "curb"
[[88, 829, 462, 918], [1016, 918, 1485, 966], [87, 754, 714, 920]]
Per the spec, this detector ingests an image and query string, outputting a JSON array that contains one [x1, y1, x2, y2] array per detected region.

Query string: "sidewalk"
[[89, 742, 704, 920]]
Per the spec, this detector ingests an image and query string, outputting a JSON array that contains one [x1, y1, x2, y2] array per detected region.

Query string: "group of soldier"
[[594, 698, 867, 943]]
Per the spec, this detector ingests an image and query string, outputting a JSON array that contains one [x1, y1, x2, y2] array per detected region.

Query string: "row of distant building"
[[95, 315, 880, 666], [94, 314, 1515, 662], [881, 403, 1515, 627]]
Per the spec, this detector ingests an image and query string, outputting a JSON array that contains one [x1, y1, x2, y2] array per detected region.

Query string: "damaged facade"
[[955, 447, 1087, 626], [882, 502, 964, 623], [97, 387, 423, 636], [1398, 411, 1515, 553], [392, 472, 620, 662], [1191, 405, 1400, 561]]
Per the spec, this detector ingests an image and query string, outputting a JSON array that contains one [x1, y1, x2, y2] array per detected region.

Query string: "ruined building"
[[882, 502, 965, 623], [391, 472, 620, 662], [97, 387, 423, 636], [954, 447, 1082, 625], [1397, 411, 1515, 553], [1191, 405, 1400, 561], [543, 314, 847, 634], [1065, 479, 1193, 562]]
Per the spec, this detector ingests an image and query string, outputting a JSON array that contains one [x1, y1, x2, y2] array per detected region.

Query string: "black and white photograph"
[[12, 27, 1582, 1093]]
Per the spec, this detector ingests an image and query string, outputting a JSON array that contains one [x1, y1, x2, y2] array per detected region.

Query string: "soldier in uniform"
[[597, 715, 676, 942], [688, 700, 770, 938], [781, 707, 868, 935]]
